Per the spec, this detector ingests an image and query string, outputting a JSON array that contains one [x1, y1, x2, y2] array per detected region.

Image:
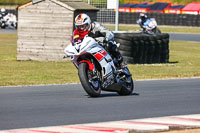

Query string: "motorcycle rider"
[[73, 13, 123, 68], [0, 8, 7, 18], [137, 13, 148, 31], [0, 8, 8, 28]]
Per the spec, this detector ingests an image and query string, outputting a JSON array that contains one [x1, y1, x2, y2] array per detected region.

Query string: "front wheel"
[[78, 62, 101, 97], [1, 23, 6, 29]]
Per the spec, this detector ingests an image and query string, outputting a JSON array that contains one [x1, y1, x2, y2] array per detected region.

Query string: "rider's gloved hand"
[[103, 38, 108, 43], [101, 38, 108, 47]]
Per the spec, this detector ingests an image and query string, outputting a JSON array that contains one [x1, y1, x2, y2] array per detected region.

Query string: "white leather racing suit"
[[88, 22, 123, 66]]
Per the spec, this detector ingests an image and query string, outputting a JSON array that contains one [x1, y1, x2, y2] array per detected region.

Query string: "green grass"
[[104, 24, 200, 34], [0, 33, 200, 86], [0, 0, 30, 5], [0, 34, 79, 86], [130, 40, 200, 79]]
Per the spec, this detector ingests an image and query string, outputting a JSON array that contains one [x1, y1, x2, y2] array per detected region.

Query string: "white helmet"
[[75, 13, 91, 32], [1, 8, 7, 15], [1, 8, 6, 12]]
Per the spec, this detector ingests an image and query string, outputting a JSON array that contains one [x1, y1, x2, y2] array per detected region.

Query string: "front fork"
[[79, 59, 101, 82], [79, 60, 95, 71]]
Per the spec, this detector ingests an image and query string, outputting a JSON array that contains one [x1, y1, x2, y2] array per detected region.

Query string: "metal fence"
[[83, 0, 116, 23]]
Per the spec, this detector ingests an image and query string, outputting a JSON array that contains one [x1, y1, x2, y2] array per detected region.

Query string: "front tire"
[[78, 63, 101, 97], [1, 23, 6, 29]]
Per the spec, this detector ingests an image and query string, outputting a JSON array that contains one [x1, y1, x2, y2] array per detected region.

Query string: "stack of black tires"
[[114, 33, 169, 64]]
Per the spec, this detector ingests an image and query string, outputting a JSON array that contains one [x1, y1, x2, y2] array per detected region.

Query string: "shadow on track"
[[86, 92, 140, 98]]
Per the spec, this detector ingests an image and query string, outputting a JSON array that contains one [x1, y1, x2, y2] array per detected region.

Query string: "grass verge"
[[0, 34, 200, 86]]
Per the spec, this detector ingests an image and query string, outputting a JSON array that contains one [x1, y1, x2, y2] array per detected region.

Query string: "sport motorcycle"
[[0, 13, 17, 29], [137, 18, 161, 35], [64, 35, 134, 97]]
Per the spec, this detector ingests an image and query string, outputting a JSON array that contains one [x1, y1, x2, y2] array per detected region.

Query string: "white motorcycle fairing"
[[137, 18, 160, 35], [64, 36, 119, 90], [64, 35, 134, 97], [143, 18, 157, 34]]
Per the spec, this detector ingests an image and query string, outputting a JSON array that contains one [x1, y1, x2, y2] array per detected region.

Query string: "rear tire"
[[78, 63, 101, 97], [118, 68, 134, 95], [155, 28, 161, 35]]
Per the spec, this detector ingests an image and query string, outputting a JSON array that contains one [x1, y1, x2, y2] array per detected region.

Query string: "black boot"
[[107, 41, 124, 68], [113, 51, 123, 67]]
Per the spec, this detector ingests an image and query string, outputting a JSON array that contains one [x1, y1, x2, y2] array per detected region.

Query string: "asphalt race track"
[[169, 33, 200, 42], [0, 78, 200, 131], [0, 29, 200, 131], [0, 29, 16, 34]]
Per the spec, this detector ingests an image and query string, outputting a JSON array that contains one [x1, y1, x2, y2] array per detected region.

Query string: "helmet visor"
[[76, 24, 89, 31]]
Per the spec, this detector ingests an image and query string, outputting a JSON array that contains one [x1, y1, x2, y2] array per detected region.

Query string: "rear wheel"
[[78, 63, 101, 97], [155, 28, 161, 34], [118, 68, 134, 96]]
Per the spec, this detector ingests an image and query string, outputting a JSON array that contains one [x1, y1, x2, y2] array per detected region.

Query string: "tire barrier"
[[114, 32, 170, 64]]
